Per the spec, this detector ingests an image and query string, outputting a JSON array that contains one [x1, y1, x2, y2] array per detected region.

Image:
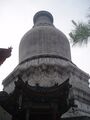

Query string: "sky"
[[0, 0, 90, 90]]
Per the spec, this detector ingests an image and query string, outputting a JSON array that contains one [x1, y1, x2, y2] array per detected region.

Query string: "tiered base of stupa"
[[1, 57, 90, 120]]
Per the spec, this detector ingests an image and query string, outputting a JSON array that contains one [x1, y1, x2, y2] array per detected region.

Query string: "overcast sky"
[[0, 0, 90, 90]]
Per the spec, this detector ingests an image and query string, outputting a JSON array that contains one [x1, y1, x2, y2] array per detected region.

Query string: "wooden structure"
[[0, 76, 72, 120], [0, 47, 12, 65]]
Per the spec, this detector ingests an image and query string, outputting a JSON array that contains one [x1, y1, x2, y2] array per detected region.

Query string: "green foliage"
[[69, 20, 90, 46]]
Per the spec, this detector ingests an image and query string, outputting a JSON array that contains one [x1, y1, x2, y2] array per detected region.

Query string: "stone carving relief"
[[21, 64, 69, 87]]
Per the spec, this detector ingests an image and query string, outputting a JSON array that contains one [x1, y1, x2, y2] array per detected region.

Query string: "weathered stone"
[[19, 11, 71, 63]]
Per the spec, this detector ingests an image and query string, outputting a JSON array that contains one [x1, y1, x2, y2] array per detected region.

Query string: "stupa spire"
[[33, 11, 53, 26]]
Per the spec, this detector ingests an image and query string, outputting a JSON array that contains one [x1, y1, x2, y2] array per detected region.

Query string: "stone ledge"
[[61, 116, 90, 120]]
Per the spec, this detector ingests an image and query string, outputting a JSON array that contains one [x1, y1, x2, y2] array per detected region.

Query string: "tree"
[[69, 10, 90, 46], [69, 20, 90, 46]]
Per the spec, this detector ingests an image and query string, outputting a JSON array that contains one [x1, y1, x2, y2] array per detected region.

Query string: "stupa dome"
[[19, 11, 71, 63]]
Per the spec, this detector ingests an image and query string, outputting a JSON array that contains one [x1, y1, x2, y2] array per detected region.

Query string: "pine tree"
[[69, 10, 90, 46]]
